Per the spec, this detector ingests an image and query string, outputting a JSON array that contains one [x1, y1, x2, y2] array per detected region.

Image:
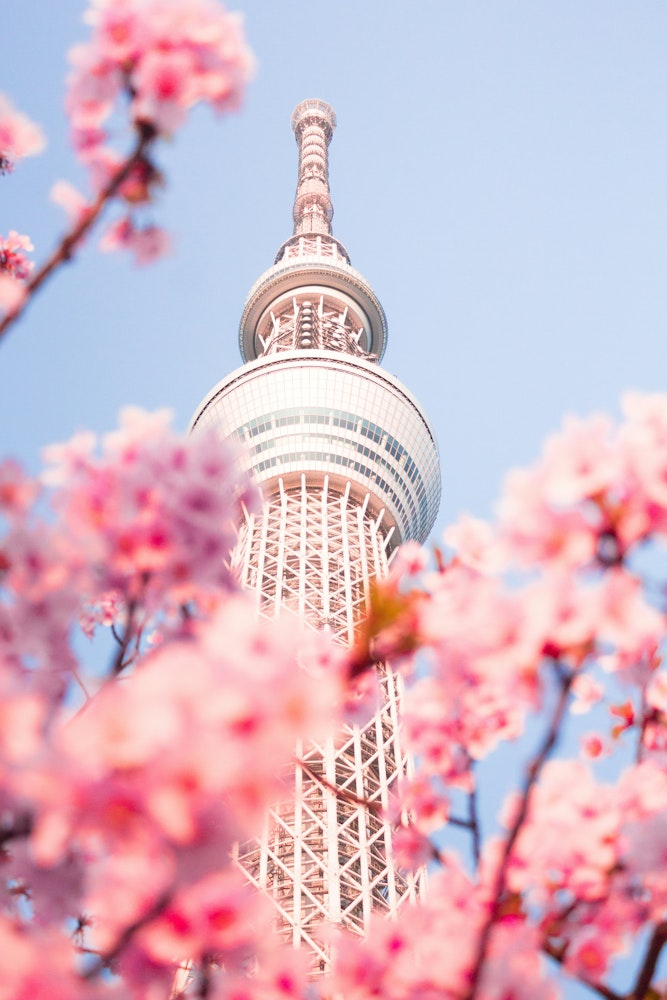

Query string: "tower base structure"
[[233, 478, 420, 969]]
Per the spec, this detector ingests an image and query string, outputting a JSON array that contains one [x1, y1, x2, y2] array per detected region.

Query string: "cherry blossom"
[[42, 406, 257, 611], [0, 231, 34, 281], [0, 232, 35, 318], [0, 93, 45, 173], [99, 214, 171, 264], [570, 673, 604, 714], [51, 180, 91, 227], [63, 0, 254, 260]]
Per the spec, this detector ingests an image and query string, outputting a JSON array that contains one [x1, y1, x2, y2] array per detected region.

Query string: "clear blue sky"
[[2, 0, 666, 544]]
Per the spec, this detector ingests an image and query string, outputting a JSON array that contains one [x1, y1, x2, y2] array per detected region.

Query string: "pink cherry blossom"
[[51, 180, 91, 226], [42, 407, 257, 608], [597, 568, 663, 657], [580, 732, 610, 759], [99, 215, 171, 264], [0, 916, 90, 1000], [570, 673, 604, 714], [620, 392, 667, 510], [0, 93, 45, 173], [131, 48, 197, 132], [0, 458, 39, 518], [0, 274, 27, 316], [0, 231, 34, 281], [498, 465, 598, 569], [647, 669, 667, 712], [444, 513, 507, 574], [540, 413, 619, 505], [67, 0, 254, 156], [0, 233, 33, 316], [386, 538, 429, 580], [36, 0, 254, 275]]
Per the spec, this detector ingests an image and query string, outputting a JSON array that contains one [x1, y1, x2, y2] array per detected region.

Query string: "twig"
[[197, 958, 213, 999], [0, 126, 154, 343], [448, 815, 476, 831], [83, 889, 171, 980], [631, 920, 667, 1000], [636, 683, 648, 765], [299, 760, 381, 813], [0, 813, 33, 849], [110, 598, 138, 676], [467, 766, 481, 868], [71, 668, 92, 705], [464, 665, 574, 1000]]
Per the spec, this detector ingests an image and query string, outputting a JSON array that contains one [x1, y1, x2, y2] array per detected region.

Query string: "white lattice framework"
[[233, 478, 419, 970], [189, 99, 441, 977]]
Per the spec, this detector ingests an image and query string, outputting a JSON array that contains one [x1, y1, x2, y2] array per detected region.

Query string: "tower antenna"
[[291, 99, 337, 237]]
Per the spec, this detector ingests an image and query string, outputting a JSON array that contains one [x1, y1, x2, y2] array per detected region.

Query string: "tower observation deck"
[[190, 100, 441, 970]]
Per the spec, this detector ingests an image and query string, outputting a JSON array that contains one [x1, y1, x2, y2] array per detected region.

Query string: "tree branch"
[[299, 759, 381, 813], [0, 127, 154, 343], [82, 889, 171, 980], [631, 920, 667, 1000], [467, 765, 481, 868], [464, 666, 574, 1000], [542, 942, 624, 1000], [0, 813, 33, 849], [110, 597, 139, 677]]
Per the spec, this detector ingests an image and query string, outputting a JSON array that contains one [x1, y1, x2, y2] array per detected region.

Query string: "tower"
[[190, 100, 440, 968]]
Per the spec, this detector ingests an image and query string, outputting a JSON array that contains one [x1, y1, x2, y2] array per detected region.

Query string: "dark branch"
[[299, 759, 381, 813], [0, 127, 154, 343], [542, 942, 624, 1000], [110, 598, 138, 677], [631, 920, 667, 1000], [464, 666, 574, 1000], [83, 890, 171, 980], [467, 766, 481, 868], [0, 813, 33, 849]]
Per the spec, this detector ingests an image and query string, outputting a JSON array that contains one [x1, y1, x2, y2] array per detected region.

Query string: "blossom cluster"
[[63, 0, 254, 263], [350, 393, 667, 1000], [0, 409, 345, 997], [0, 407, 257, 686], [329, 863, 557, 1000], [0, 2, 253, 334], [0, 93, 43, 317], [1, 394, 667, 998], [0, 231, 35, 317]]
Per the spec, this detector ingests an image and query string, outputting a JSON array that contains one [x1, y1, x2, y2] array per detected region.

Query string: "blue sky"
[[2, 1, 666, 544]]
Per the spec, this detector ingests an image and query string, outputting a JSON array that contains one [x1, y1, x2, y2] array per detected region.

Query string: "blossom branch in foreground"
[[0, 129, 151, 342], [464, 664, 574, 1000], [0, 0, 253, 340]]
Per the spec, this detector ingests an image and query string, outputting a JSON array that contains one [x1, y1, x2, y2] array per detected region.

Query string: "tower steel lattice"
[[190, 100, 441, 970]]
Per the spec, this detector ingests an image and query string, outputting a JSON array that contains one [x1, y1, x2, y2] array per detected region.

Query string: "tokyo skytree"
[[190, 100, 441, 970]]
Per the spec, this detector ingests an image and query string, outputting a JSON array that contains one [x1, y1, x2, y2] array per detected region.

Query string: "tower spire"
[[291, 99, 336, 237]]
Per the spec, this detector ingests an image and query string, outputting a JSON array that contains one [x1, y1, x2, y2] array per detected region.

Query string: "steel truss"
[[233, 475, 420, 970]]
